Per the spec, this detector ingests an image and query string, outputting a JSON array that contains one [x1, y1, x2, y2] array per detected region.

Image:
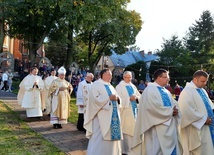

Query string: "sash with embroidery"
[[125, 85, 138, 119], [157, 86, 176, 155], [104, 84, 121, 140], [197, 88, 214, 145]]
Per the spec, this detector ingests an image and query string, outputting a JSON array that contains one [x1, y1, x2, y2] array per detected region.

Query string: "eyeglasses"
[[124, 76, 132, 79], [160, 76, 170, 79]]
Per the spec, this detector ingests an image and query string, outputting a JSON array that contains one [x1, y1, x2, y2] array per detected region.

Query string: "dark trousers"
[[1, 81, 8, 91], [77, 113, 86, 132]]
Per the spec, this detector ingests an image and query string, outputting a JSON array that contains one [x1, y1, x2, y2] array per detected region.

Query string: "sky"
[[127, 0, 214, 52]]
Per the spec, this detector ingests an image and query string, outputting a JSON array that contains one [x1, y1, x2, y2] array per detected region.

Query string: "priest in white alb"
[[76, 72, 94, 131], [21, 67, 44, 117], [178, 70, 214, 155], [132, 68, 182, 155], [84, 68, 122, 155], [115, 71, 141, 155], [43, 68, 57, 115], [49, 66, 73, 129]]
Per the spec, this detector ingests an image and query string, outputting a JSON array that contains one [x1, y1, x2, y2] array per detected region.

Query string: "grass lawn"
[[0, 101, 65, 155], [0, 79, 79, 154]]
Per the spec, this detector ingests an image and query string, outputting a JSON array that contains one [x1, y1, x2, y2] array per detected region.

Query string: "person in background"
[[84, 68, 122, 155], [138, 80, 146, 94], [7, 69, 13, 92], [178, 70, 214, 155], [76, 73, 94, 132], [132, 68, 182, 155], [174, 82, 181, 101], [116, 71, 141, 155], [132, 78, 138, 88], [49, 66, 73, 129], [165, 83, 173, 94], [21, 67, 44, 118], [1, 70, 8, 92]]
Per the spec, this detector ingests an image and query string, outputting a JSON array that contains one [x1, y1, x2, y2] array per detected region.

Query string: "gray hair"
[[123, 71, 132, 77], [86, 73, 94, 78]]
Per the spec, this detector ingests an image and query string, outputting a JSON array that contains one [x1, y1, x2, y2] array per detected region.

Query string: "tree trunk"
[[65, 24, 74, 68], [0, 7, 4, 53]]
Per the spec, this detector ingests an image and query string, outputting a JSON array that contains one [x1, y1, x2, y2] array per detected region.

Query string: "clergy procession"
[[16, 66, 214, 155]]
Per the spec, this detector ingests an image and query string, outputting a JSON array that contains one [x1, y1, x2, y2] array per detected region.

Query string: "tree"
[[155, 35, 193, 85], [184, 10, 214, 71], [76, 7, 142, 72], [0, 0, 6, 53], [2, 0, 62, 64]]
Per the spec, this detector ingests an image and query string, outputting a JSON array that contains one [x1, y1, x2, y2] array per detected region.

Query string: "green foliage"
[[68, 98, 78, 124], [46, 0, 142, 70], [45, 41, 67, 67], [156, 35, 193, 76], [184, 10, 214, 72], [1, 0, 63, 63], [125, 61, 147, 81]]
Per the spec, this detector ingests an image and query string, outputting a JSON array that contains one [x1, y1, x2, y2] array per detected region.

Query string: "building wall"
[[2, 35, 44, 62]]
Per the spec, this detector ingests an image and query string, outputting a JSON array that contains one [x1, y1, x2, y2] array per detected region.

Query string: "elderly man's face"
[[59, 74, 65, 79]]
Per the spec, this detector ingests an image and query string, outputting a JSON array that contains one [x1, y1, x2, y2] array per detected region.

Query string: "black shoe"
[[53, 124, 59, 129], [58, 124, 62, 128]]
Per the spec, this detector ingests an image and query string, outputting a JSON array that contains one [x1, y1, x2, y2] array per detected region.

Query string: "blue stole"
[[157, 86, 172, 107], [196, 88, 214, 145], [157, 86, 176, 155], [125, 85, 138, 119], [104, 84, 121, 140]]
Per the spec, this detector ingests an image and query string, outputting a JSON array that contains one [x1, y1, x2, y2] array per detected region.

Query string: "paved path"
[[0, 91, 88, 155]]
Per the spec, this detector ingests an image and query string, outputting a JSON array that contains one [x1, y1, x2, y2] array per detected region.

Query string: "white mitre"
[[58, 66, 66, 75]]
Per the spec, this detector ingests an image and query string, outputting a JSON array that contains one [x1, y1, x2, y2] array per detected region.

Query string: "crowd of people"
[[8, 64, 214, 155], [0, 69, 14, 92]]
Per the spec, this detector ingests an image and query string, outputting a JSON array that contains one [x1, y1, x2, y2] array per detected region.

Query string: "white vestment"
[[49, 78, 73, 124], [178, 81, 214, 155], [21, 75, 44, 117], [84, 79, 122, 155], [76, 80, 92, 114], [132, 82, 182, 155], [17, 74, 30, 106], [116, 80, 141, 154], [43, 75, 57, 114]]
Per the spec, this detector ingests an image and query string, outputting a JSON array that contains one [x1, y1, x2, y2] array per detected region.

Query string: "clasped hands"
[[109, 94, 119, 101], [33, 82, 38, 88], [173, 106, 178, 116], [205, 117, 212, 125], [130, 95, 137, 101]]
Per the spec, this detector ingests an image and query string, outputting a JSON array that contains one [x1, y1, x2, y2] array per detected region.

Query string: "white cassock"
[[84, 79, 122, 155], [21, 75, 44, 117], [116, 80, 141, 155], [43, 75, 57, 114], [132, 82, 182, 155], [76, 80, 93, 114], [178, 81, 214, 155]]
